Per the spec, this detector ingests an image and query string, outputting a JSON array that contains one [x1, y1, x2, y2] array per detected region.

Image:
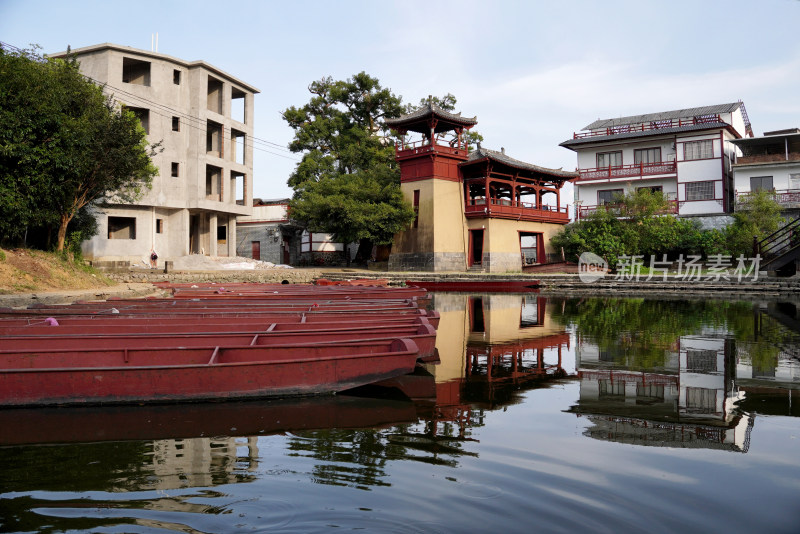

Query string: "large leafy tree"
[[0, 45, 158, 253], [283, 72, 415, 261]]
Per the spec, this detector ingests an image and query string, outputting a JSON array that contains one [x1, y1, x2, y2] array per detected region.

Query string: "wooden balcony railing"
[[465, 200, 569, 223], [578, 200, 678, 218], [572, 114, 727, 139], [577, 161, 677, 181]]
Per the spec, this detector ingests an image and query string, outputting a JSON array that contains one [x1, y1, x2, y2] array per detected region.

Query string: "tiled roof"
[[464, 147, 578, 179], [560, 122, 732, 149], [386, 102, 477, 129], [582, 102, 741, 130]]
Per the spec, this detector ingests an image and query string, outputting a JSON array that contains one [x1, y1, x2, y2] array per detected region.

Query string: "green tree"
[[0, 45, 158, 253], [283, 72, 415, 262], [553, 188, 717, 267], [726, 190, 785, 257]]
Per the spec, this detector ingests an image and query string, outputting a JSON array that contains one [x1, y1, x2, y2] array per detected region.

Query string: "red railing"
[[735, 189, 800, 206], [395, 139, 469, 158], [578, 200, 678, 218], [577, 161, 677, 181], [572, 114, 726, 139], [465, 200, 569, 223]]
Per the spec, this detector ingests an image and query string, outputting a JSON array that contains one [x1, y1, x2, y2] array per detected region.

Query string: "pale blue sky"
[[2, 0, 799, 201]]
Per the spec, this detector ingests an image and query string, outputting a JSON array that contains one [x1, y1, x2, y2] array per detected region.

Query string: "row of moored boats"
[[0, 281, 438, 407]]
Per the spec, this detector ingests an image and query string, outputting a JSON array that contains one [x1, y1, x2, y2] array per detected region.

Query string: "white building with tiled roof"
[[560, 102, 753, 224]]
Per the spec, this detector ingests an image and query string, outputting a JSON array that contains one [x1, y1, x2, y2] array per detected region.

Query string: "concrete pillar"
[[209, 213, 218, 256]]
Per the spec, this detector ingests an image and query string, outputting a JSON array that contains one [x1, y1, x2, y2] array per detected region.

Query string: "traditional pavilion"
[[386, 103, 578, 272]]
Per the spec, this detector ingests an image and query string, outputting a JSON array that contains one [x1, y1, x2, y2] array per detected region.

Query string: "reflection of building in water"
[[148, 437, 259, 489], [572, 333, 753, 452], [426, 293, 571, 422]]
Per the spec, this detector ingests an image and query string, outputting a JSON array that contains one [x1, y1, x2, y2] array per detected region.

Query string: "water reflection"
[[2, 294, 799, 532], [555, 297, 800, 451]]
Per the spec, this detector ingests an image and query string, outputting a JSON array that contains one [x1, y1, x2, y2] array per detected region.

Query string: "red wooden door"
[[251, 241, 260, 261]]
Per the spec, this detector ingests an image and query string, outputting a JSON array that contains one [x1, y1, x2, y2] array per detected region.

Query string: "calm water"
[[1, 294, 799, 533]]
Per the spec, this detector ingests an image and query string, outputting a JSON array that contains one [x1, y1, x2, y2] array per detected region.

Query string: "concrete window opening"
[[207, 76, 223, 114], [231, 87, 246, 123], [172, 116, 180, 132], [171, 162, 179, 177], [173, 69, 181, 85], [206, 120, 223, 157], [122, 57, 150, 86], [108, 216, 136, 239], [156, 219, 164, 234], [125, 107, 149, 134], [231, 171, 245, 205], [231, 129, 246, 164], [206, 165, 222, 200], [217, 225, 227, 244]]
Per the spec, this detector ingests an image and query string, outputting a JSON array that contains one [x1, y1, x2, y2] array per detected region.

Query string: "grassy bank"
[[0, 248, 113, 294]]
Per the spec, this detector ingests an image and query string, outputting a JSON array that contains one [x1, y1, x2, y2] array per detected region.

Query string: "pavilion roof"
[[462, 146, 578, 181], [386, 102, 477, 134]]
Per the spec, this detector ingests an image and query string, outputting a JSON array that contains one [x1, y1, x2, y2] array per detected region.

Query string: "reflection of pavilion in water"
[[570, 331, 754, 452], [423, 293, 571, 430]]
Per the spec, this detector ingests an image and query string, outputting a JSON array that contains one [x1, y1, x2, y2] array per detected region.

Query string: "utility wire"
[[0, 40, 301, 163]]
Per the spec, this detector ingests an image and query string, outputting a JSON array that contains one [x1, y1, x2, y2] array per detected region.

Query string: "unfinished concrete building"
[[50, 43, 258, 266]]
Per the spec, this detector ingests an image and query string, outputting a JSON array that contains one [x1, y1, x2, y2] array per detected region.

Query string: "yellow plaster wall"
[[466, 219, 565, 256], [431, 180, 467, 254], [394, 179, 466, 256]]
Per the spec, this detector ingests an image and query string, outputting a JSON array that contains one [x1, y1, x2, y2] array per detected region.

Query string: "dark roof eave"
[[560, 122, 740, 149], [461, 151, 578, 181]]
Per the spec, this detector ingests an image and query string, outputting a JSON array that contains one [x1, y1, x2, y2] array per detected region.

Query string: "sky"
[[2, 0, 800, 204]]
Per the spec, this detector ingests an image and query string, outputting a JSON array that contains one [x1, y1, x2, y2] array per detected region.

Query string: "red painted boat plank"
[[0, 338, 420, 406]]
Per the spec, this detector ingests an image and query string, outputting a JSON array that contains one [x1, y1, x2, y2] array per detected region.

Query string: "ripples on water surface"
[[1, 295, 799, 533]]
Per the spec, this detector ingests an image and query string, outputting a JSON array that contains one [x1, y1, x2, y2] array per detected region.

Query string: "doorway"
[[251, 241, 260, 261], [469, 229, 484, 267]]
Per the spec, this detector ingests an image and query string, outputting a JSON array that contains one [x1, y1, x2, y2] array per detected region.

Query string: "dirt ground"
[[0, 248, 162, 307]]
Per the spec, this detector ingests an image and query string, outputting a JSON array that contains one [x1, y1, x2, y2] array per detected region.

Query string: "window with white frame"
[[596, 151, 622, 168], [750, 176, 773, 192], [634, 147, 662, 165], [685, 181, 715, 201], [789, 173, 800, 190], [684, 140, 713, 160]]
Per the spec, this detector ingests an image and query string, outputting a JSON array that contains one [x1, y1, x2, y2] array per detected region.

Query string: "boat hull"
[[0, 339, 419, 407]]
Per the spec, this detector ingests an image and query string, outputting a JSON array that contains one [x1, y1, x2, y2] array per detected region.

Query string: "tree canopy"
[[283, 73, 480, 261], [0, 45, 158, 253]]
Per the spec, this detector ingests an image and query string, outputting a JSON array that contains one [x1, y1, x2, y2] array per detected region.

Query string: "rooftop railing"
[[572, 114, 727, 139]]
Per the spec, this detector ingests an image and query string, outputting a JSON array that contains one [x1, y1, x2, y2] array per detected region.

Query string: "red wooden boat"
[[0, 322, 438, 361], [0, 338, 420, 406], [405, 279, 539, 292]]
